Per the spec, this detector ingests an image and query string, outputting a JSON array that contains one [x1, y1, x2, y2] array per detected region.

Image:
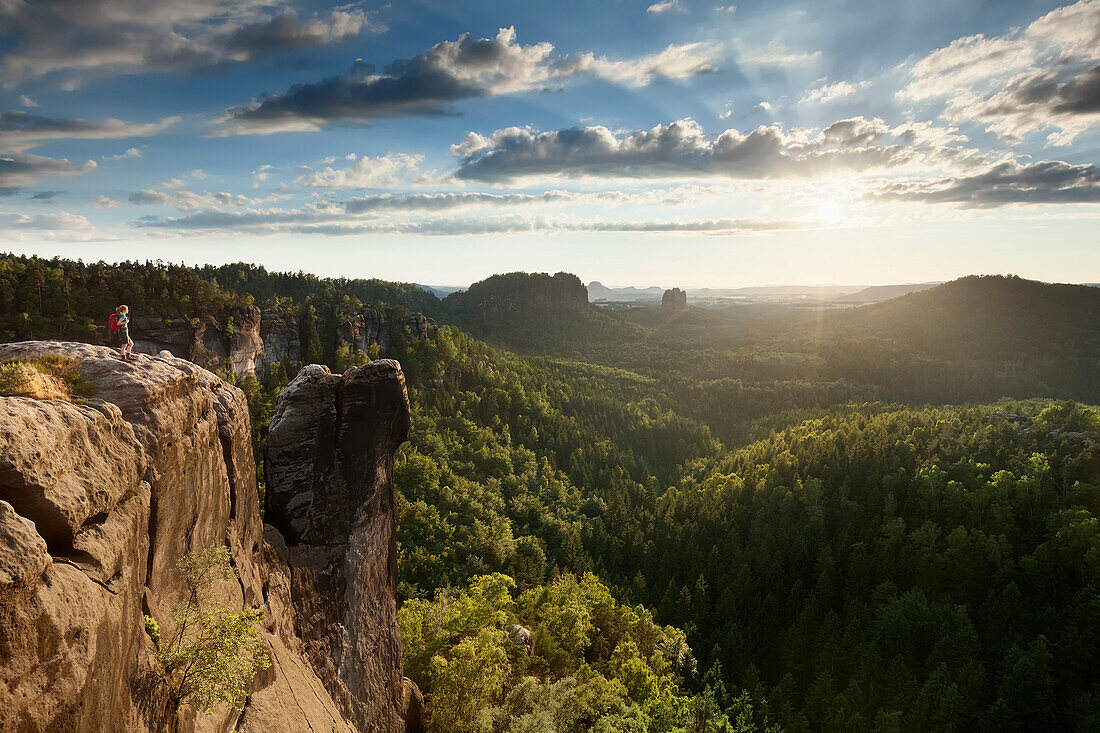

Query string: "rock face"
[[264, 361, 411, 731], [0, 341, 419, 732], [130, 301, 277, 374], [128, 305, 432, 379], [662, 288, 687, 311]]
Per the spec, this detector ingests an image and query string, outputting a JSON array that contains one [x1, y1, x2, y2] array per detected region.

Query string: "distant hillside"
[[831, 282, 941, 304], [820, 275, 1100, 401], [587, 281, 664, 302]]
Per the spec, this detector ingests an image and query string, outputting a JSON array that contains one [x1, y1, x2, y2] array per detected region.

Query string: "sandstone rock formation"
[[264, 360, 411, 732], [0, 341, 420, 732], [662, 288, 688, 311]]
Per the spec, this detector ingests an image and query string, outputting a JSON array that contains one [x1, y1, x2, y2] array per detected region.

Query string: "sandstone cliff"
[[129, 305, 436, 379], [0, 342, 419, 732]]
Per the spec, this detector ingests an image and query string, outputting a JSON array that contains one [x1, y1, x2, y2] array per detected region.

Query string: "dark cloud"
[[0, 0, 379, 85], [0, 152, 96, 190], [220, 28, 556, 133], [219, 28, 719, 134], [128, 190, 171, 205], [450, 118, 979, 182], [871, 160, 1100, 207], [30, 190, 63, 200], [0, 111, 176, 152]]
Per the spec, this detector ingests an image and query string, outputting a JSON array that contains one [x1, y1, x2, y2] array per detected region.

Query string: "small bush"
[[0, 355, 96, 400], [147, 545, 270, 713]]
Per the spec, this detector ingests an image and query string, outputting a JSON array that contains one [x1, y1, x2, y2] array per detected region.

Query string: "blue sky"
[[1, 0, 1097, 287]]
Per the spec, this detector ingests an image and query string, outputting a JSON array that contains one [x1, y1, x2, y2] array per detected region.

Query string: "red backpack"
[[108, 313, 120, 333]]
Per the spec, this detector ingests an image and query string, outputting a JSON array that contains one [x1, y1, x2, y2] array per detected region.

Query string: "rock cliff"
[[264, 361, 410, 731], [0, 341, 419, 732], [131, 305, 299, 377]]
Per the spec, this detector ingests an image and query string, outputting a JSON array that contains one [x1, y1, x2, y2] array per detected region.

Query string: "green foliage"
[[400, 572, 764, 733], [4, 256, 1097, 731], [149, 545, 270, 713]]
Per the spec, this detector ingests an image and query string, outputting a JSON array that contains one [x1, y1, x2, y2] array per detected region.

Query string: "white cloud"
[[567, 42, 720, 87], [739, 42, 821, 67], [754, 101, 773, 112], [801, 79, 872, 104], [449, 116, 983, 183], [18, 95, 38, 107], [101, 147, 142, 161], [93, 195, 120, 208], [898, 0, 1100, 144], [304, 152, 423, 189], [647, 0, 686, 14]]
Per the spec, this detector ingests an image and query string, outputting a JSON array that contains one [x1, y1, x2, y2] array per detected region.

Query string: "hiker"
[[110, 305, 134, 361]]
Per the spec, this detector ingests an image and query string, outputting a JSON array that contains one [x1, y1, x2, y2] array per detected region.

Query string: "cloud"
[[449, 117, 981, 183], [135, 208, 804, 237], [562, 42, 719, 87], [304, 152, 423, 188], [899, 0, 1100, 144], [127, 177, 284, 211], [0, 111, 177, 152], [18, 95, 38, 107], [30, 190, 63, 200], [226, 8, 383, 56], [738, 42, 821, 67], [870, 160, 1100, 208], [101, 147, 143, 161], [0, 0, 383, 86], [754, 101, 772, 112], [218, 27, 720, 134], [801, 79, 872, 104], [647, 1, 686, 14], [0, 210, 95, 239], [0, 152, 96, 190], [93, 195, 120, 208]]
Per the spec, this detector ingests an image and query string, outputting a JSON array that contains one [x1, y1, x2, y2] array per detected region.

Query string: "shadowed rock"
[[265, 359, 416, 732]]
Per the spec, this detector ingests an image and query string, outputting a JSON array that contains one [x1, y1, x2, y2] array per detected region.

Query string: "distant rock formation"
[[0, 341, 421, 732], [445, 271, 588, 319], [662, 288, 687, 311]]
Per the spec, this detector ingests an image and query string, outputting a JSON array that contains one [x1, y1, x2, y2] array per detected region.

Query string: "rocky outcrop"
[[259, 306, 301, 367], [264, 361, 413, 732], [444, 271, 588, 319], [662, 288, 687, 311], [131, 307, 270, 377], [0, 341, 419, 732]]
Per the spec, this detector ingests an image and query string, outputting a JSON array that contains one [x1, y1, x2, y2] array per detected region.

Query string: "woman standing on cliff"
[[114, 305, 134, 362]]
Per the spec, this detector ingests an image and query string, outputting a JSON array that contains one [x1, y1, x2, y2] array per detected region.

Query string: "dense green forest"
[[1, 252, 1097, 731]]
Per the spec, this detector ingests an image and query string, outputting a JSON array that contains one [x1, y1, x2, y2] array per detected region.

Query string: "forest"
[[0, 252, 1097, 732]]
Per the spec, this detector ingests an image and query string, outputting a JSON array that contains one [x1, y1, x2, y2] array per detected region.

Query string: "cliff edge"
[[0, 342, 420, 732]]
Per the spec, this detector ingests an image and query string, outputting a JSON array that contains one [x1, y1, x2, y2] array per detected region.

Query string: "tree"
[[144, 545, 270, 712]]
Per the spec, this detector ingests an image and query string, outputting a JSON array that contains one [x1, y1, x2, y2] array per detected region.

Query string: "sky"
[[0, 0, 1097, 288]]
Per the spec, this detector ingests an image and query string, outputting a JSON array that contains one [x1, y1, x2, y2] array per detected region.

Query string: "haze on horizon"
[[1, 0, 1097, 287]]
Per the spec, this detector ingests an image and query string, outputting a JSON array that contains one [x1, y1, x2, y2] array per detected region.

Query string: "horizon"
[[1, 1, 1098, 285], [2, 247, 1096, 292]]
